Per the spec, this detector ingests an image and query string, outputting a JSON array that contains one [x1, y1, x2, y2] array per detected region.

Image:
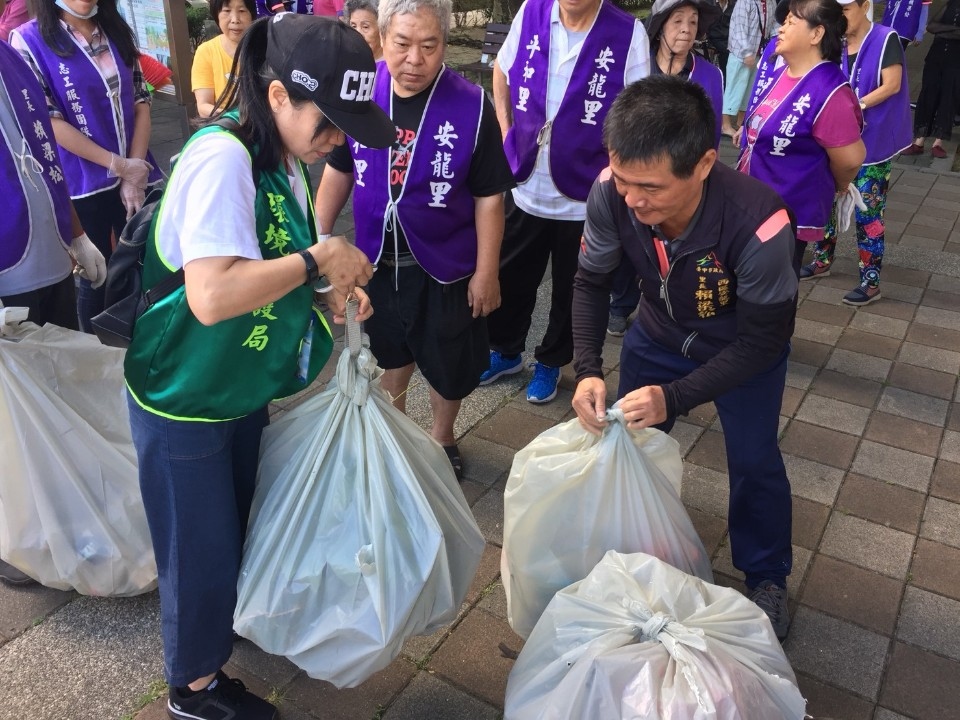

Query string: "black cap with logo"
[[266, 13, 394, 148]]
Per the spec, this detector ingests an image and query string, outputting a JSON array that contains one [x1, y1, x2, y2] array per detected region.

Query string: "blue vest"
[[505, 0, 635, 201], [350, 65, 483, 284], [17, 20, 162, 198]]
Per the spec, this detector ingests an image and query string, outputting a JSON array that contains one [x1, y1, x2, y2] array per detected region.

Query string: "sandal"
[[443, 444, 463, 481]]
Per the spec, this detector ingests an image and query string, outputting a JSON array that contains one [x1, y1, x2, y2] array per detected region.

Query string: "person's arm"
[[191, 41, 218, 118], [314, 163, 355, 235], [492, 63, 512, 143], [194, 88, 217, 118], [129, 99, 151, 162], [50, 117, 113, 167], [858, 64, 902, 109], [826, 140, 866, 191], [467, 193, 503, 318]]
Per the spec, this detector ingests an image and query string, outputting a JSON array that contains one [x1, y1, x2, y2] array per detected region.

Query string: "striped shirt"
[[728, 0, 778, 59]]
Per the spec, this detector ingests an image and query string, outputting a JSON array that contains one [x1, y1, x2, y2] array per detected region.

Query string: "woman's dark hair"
[[789, 0, 847, 63], [209, 0, 256, 23], [206, 17, 332, 174], [603, 75, 714, 178], [31, 0, 139, 66]]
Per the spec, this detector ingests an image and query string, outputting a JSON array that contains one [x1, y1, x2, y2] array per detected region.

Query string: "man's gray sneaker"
[[607, 314, 628, 337], [749, 581, 790, 641], [0, 559, 36, 586]]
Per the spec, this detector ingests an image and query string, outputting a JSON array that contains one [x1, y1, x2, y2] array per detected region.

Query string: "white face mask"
[[55, 0, 99, 19]]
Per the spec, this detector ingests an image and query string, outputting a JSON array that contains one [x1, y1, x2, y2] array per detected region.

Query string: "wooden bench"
[[455, 23, 511, 84]]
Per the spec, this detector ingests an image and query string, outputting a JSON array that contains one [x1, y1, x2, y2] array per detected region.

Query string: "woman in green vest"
[[124, 15, 393, 720]]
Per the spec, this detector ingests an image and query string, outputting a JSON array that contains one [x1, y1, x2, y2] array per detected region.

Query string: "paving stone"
[[898, 341, 960, 375], [781, 385, 805, 417], [896, 234, 945, 252], [0, 583, 75, 642], [781, 422, 859, 471], [476, 580, 507, 620], [786, 361, 819, 389], [808, 369, 882, 408], [920, 496, 960, 550], [837, 473, 926, 534], [382, 672, 499, 720], [886, 361, 958, 400], [826, 348, 893, 382], [457, 435, 516, 488], [400, 605, 465, 665], [796, 299, 856, 326], [860, 299, 918, 321], [942, 429, 960, 464], [460, 479, 490, 507], [929, 275, 960, 295], [837, 328, 904, 360], [883, 266, 931, 287], [784, 606, 889, 700], [904, 223, 952, 241], [795, 673, 875, 720], [864, 412, 943, 458], [712, 543, 810, 599], [880, 642, 960, 720], [670, 419, 704, 457], [465, 544, 504, 606], [920, 292, 960, 318], [687, 507, 727, 558], [429, 609, 518, 708], [794, 318, 846, 345], [508, 387, 575, 423], [877, 386, 951, 426], [471, 486, 505, 546], [911, 538, 960, 602], [791, 337, 834, 366], [807, 283, 849, 306], [898, 587, 960, 663], [931, 460, 960, 502], [471, 406, 556, 451], [879, 281, 925, 304], [680, 463, 730, 517], [849, 311, 910, 339], [795, 394, 872, 435], [686, 401, 718, 427], [950, 402, 960, 431], [800, 555, 902, 635], [873, 709, 913, 720], [851, 441, 935, 492], [792, 496, 830, 549], [227, 639, 301, 690], [820, 513, 915, 579], [282, 656, 416, 720], [686, 430, 727, 473]]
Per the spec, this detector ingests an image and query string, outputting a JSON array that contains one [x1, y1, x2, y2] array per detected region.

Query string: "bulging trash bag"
[[505, 551, 806, 720], [0, 319, 156, 596], [502, 409, 713, 639], [234, 318, 485, 689]]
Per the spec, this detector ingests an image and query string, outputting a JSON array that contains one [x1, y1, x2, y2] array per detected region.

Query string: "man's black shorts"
[[364, 260, 488, 401]]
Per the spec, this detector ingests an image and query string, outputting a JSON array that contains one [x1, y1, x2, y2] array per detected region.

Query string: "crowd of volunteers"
[[0, 0, 936, 714]]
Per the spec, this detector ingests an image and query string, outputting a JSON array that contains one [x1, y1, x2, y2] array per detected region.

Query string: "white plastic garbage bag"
[[0, 319, 156, 596], [502, 409, 713, 638], [234, 317, 485, 688], [505, 551, 806, 720]]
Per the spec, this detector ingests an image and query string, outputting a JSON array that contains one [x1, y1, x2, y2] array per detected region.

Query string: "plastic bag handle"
[[345, 295, 362, 356]]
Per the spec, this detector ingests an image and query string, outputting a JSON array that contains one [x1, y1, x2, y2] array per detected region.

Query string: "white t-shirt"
[[157, 132, 310, 268], [497, 0, 650, 221]]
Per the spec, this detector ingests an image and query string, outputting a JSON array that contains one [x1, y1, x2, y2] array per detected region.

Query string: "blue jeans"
[[609, 256, 641, 319], [618, 323, 792, 588], [127, 392, 269, 686]]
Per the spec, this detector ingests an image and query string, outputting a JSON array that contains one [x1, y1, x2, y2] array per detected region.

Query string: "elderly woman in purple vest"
[[646, 0, 725, 147], [735, 0, 864, 272], [882, 0, 932, 49], [801, 0, 911, 306], [10, 0, 162, 334]]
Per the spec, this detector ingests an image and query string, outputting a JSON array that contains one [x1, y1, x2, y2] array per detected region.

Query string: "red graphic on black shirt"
[[391, 127, 416, 188]]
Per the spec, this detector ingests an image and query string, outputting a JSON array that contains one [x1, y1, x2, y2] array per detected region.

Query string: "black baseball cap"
[[266, 14, 394, 148]]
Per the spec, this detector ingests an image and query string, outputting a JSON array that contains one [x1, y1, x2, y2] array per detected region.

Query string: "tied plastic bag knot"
[[622, 600, 708, 654], [334, 343, 382, 406], [603, 407, 626, 425]]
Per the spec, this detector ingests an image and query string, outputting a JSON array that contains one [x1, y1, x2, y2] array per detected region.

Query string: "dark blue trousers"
[[618, 323, 793, 589], [609, 255, 641, 319], [127, 392, 269, 686]]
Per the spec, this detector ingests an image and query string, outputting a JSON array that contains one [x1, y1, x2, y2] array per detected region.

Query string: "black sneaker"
[[167, 672, 278, 720], [0, 559, 36, 586], [749, 581, 790, 641], [606, 314, 628, 337]]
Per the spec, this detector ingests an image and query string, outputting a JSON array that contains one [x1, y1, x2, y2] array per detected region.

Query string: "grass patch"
[[119, 678, 168, 720]]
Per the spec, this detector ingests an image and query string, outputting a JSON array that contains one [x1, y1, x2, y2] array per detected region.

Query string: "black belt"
[[379, 254, 419, 268]]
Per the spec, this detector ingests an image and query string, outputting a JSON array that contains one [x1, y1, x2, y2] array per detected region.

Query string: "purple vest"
[[843, 24, 912, 163], [744, 62, 853, 232], [689, 55, 724, 148], [882, 0, 923, 39], [17, 20, 161, 199], [505, 0, 634, 201], [0, 42, 73, 272], [350, 65, 483, 284], [744, 37, 782, 119]]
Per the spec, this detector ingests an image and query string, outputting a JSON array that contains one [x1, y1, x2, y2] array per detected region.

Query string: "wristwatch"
[[298, 249, 319, 286]]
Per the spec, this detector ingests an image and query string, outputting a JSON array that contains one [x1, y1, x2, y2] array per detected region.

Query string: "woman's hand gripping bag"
[[502, 408, 713, 639], [0, 319, 156, 596], [505, 551, 807, 720], [234, 316, 485, 688]]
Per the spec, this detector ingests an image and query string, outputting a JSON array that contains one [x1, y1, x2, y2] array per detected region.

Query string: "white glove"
[[68, 233, 107, 288], [835, 183, 867, 233], [119, 178, 146, 219], [108, 154, 152, 219]]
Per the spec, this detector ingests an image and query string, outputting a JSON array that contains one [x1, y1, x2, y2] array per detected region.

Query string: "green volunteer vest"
[[124, 117, 334, 421]]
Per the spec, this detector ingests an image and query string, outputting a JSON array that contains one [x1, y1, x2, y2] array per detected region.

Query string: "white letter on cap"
[[356, 71, 374, 101], [341, 69, 359, 100]]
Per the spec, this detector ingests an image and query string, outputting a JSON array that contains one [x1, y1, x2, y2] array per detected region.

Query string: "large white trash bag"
[[505, 551, 806, 720], [234, 318, 485, 688], [502, 409, 713, 638], [0, 318, 156, 596]]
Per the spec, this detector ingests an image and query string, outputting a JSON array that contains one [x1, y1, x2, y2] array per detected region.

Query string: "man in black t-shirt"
[[316, 0, 515, 480]]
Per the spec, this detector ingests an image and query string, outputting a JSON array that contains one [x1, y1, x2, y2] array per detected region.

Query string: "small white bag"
[[505, 551, 807, 720], [502, 409, 713, 638], [234, 317, 485, 688], [0, 319, 156, 596]]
